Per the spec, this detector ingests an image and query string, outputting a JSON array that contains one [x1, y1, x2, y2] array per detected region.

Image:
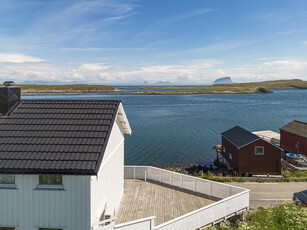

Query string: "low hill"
[[19, 84, 117, 92], [119, 79, 307, 94]]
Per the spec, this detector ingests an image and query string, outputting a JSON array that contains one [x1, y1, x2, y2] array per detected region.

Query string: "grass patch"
[[19, 84, 116, 92], [282, 169, 307, 178], [120, 79, 307, 95], [208, 202, 307, 230]]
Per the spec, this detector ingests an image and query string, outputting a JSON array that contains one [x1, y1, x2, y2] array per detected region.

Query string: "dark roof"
[[293, 190, 307, 204], [222, 126, 260, 148], [280, 120, 307, 139], [0, 100, 121, 175]]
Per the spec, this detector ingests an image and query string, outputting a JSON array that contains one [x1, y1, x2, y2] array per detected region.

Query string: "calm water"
[[23, 89, 307, 167]]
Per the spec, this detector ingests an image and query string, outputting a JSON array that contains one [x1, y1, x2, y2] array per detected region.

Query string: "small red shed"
[[280, 120, 307, 157], [221, 126, 281, 175]]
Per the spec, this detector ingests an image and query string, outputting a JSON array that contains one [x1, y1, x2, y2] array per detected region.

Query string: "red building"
[[280, 120, 307, 157], [221, 126, 282, 175]]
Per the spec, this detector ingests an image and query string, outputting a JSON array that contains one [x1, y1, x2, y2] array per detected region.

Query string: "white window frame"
[[0, 227, 16, 230], [229, 153, 232, 159], [38, 228, 63, 230], [223, 147, 226, 152], [0, 174, 17, 189], [36, 175, 65, 191], [255, 146, 264, 155]]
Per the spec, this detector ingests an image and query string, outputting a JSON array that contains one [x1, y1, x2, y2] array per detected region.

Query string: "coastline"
[[20, 79, 307, 96], [22, 91, 270, 96]]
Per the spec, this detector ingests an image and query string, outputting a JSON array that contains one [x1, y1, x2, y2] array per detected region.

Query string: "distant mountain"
[[155, 80, 173, 85], [213, 77, 232, 85], [143, 81, 149, 84]]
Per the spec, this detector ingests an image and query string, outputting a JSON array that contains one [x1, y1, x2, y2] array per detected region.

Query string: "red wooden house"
[[221, 126, 282, 175], [280, 120, 307, 157]]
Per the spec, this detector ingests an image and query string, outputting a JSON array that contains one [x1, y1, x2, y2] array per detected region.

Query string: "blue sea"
[[23, 89, 307, 167]]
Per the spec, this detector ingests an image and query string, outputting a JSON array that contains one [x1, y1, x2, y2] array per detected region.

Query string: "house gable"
[[0, 99, 131, 175]]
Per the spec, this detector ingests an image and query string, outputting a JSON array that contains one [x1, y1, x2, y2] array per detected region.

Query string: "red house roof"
[[280, 120, 307, 139]]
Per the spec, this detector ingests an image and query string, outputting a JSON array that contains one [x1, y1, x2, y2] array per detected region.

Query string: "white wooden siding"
[[0, 175, 91, 230], [91, 118, 125, 225]]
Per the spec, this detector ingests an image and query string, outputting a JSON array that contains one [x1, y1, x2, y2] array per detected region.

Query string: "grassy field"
[[208, 202, 307, 230], [19, 84, 117, 92], [18, 79, 307, 94], [120, 79, 307, 94]]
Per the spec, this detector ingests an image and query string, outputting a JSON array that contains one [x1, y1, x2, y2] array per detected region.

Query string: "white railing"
[[124, 166, 249, 230], [114, 216, 155, 230], [124, 166, 246, 199]]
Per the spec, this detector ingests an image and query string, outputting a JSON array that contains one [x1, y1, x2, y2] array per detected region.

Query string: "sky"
[[0, 0, 307, 85]]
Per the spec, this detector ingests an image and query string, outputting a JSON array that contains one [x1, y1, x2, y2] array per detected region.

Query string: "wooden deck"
[[116, 179, 215, 226]]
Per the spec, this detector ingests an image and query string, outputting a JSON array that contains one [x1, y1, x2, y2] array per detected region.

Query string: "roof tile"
[[0, 99, 120, 175]]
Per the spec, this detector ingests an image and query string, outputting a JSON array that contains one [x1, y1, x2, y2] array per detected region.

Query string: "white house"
[[0, 82, 131, 230]]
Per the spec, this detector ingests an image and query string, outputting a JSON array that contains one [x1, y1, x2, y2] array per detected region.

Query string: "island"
[[116, 79, 307, 95], [213, 77, 232, 85], [19, 79, 307, 95]]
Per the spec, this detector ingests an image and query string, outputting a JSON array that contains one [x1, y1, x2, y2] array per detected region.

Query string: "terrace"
[[116, 179, 215, 226], [97, 166, 249, 230]]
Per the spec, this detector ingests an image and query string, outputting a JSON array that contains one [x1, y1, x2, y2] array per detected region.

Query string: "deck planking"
[[116, 179, 214, 226]]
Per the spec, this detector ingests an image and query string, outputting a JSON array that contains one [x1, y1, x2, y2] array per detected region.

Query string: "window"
[[0, 227, 15, 230], [39, 175, 62, 185], [223, 147, 226, 152], [255, 146, 264, 155], [39, 228, 62, 230], [0, 174, 15, 184], [229, 153, 232, 159]]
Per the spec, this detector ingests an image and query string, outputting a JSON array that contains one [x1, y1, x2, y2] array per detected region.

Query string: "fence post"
[[229, 186, 232, 196], [160, 170, 162, 183], [145, 170, 147, 182], [170, 172, 172, 186], [210, 181, 213, 197], [194, 178, 196, 192], [134, 166, 136, 180], [181, 174, 183, 189], [150, 218, 155, 230]]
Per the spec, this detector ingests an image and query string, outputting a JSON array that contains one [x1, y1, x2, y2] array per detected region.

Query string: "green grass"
[[120, 79, 307, 95], [208, 202, 307, 230], [19, 84, 117, 92], [282, 169, 307, 178]]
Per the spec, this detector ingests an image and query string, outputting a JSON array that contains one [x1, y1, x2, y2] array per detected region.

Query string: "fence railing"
[[124, 166, 249, 230], [114, 216, 155, 230], [124, 166, 246, 199]]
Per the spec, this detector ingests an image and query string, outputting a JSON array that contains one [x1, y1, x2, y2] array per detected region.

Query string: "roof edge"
[[0, 168, 97, 175], [222, 134, 261, 149], [93, 101, 121, 174], [117, 102, 132, 135]]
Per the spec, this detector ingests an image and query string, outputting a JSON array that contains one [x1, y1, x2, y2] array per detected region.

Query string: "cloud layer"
[[0, 53, 306, 84]]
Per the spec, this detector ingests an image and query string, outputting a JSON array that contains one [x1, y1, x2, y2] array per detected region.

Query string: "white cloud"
[[1, 57, 307, 84], [0, 53, 44, 63], [78, 63, 109, 71], [302, 41, 307, 45]]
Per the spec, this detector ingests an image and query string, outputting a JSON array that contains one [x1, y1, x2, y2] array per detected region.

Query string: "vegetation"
[[167, 167, 307, 183], [18, 79, 307, 94], [120, 79, 307, 95], [167, 167, 247, 183], [19, 84, 117, 92], [282, 169, 307, 178], [207, 202, 307, 230]]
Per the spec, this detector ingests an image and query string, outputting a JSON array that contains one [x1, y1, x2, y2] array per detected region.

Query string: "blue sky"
[[0, 0, 307, 84]]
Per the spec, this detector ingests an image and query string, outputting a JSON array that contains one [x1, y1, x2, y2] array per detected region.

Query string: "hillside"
[[19, 84, 117, 92], [119, 79, 307, 94]]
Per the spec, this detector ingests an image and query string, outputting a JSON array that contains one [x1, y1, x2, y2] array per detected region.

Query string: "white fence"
[[124, 166, 249, 230], [114, 216, 155, 230]]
